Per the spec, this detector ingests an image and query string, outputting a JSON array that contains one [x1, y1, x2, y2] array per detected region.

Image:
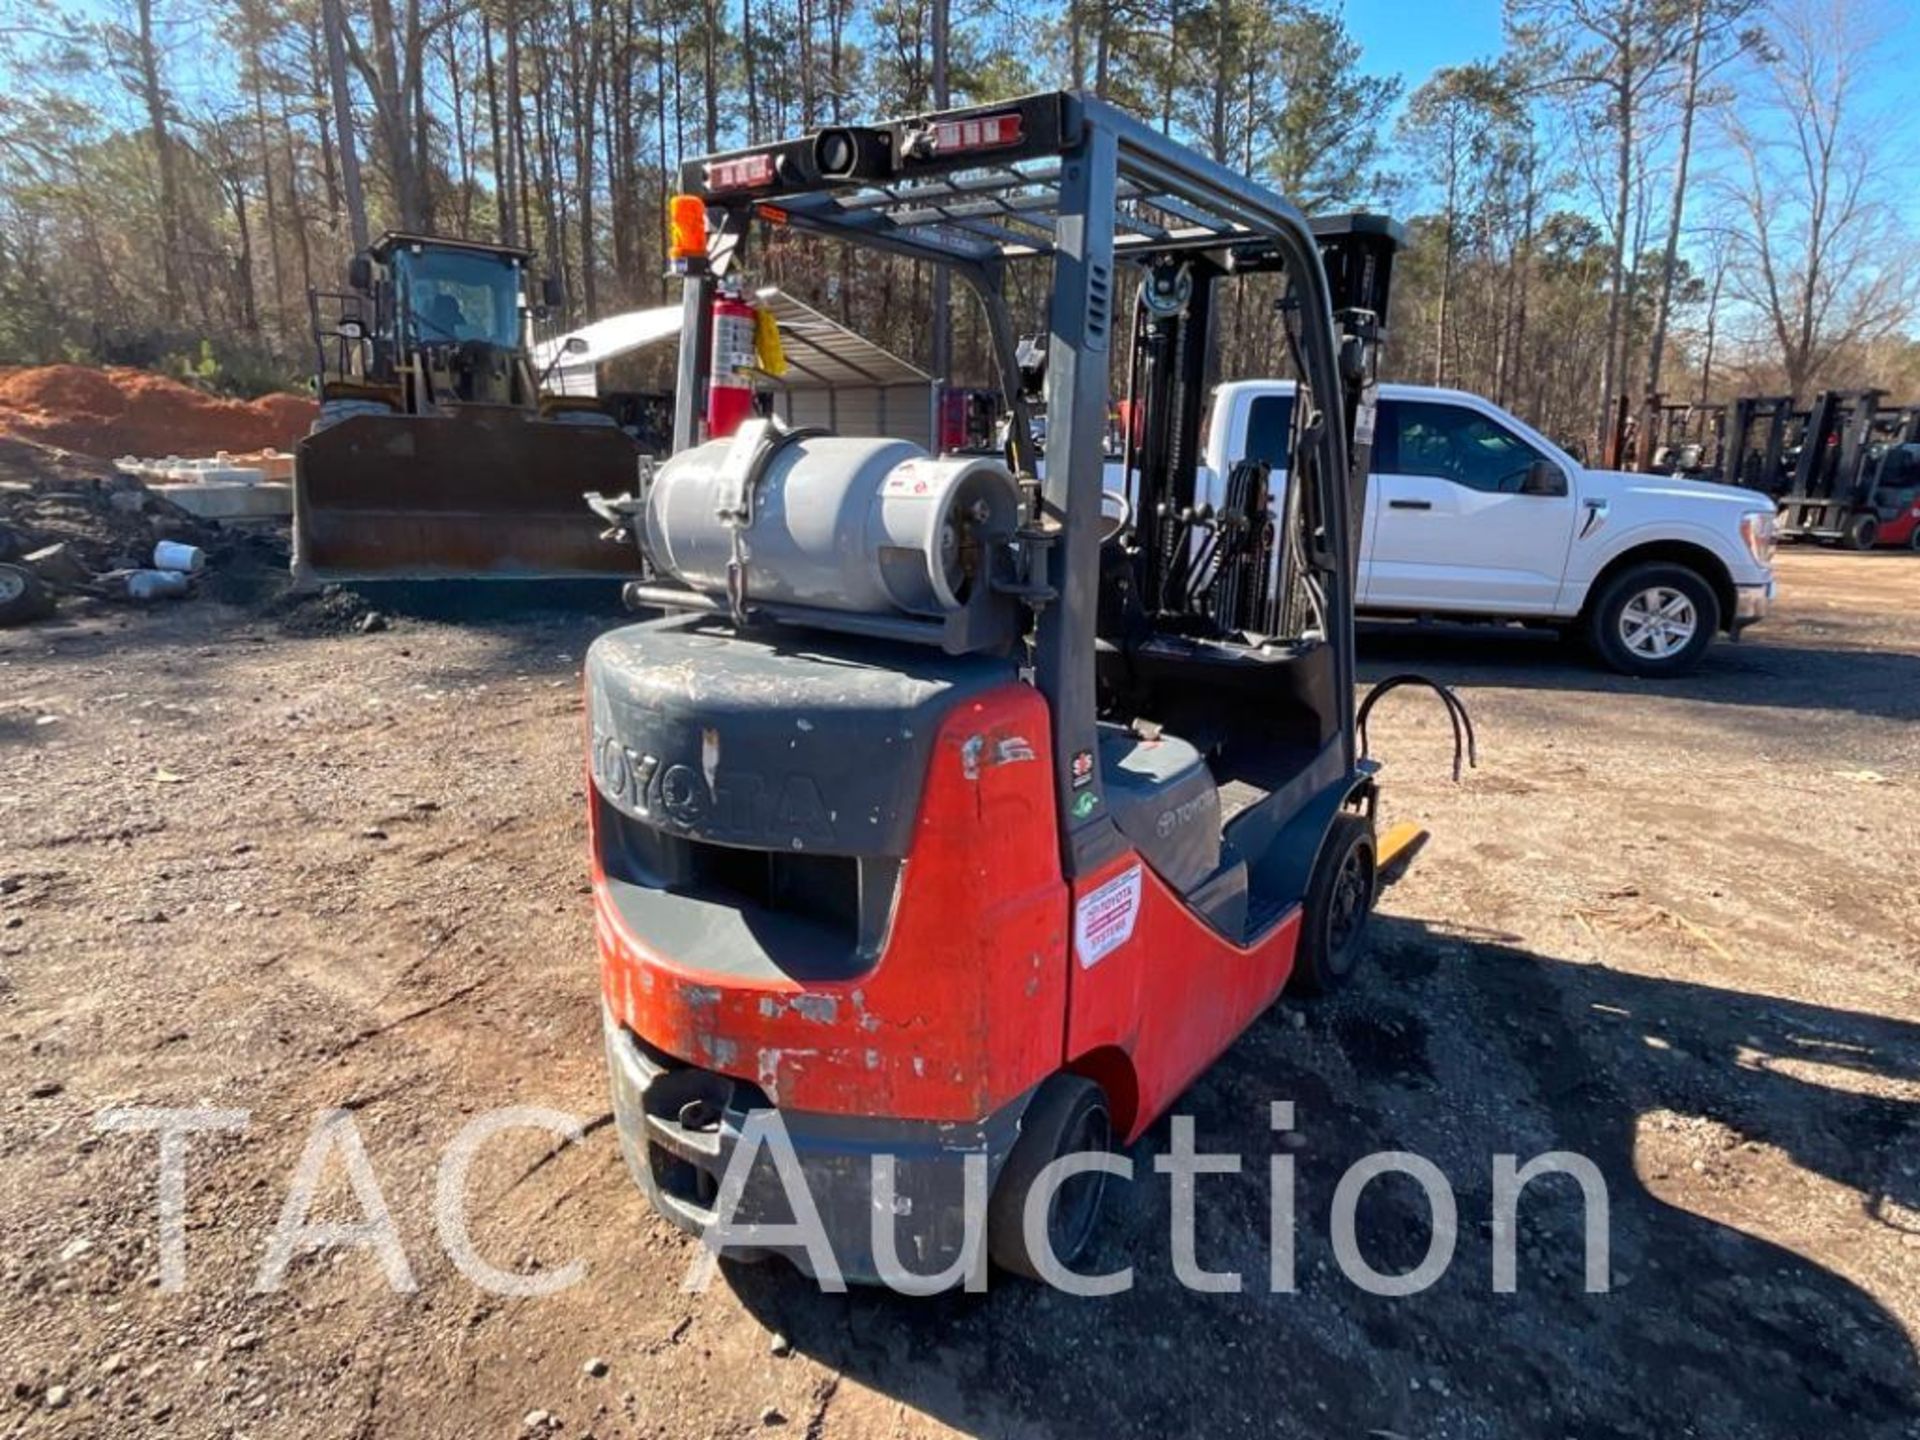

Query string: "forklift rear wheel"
[[1288, 813, 1377, 997], [1909, 525, 1920, 553], [987, 1074, 1113, 1281], [0, 563, 54, 627], [1843, 514, 1880, 551]]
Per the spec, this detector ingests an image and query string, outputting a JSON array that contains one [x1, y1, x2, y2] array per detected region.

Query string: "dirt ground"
[[1, 546, 1916, 1440], [0, 367, 313, 459]]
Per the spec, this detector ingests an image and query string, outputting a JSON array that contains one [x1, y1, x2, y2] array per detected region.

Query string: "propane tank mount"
[[617, 417, 1043, 656]]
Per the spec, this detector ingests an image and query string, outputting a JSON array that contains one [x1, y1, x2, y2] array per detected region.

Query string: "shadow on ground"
[[723, 918, 1920, 1439], [1356, 620, 1920, 723]]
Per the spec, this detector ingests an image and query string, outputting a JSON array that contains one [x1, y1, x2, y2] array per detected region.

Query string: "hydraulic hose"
[[1357, 673, 1479, 783]]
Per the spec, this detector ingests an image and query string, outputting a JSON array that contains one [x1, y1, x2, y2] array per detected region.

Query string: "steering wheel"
[[1099, 489, 1133, 544]]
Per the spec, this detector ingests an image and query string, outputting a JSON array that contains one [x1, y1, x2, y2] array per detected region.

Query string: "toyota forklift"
[[584, 92, 1432, 1285]]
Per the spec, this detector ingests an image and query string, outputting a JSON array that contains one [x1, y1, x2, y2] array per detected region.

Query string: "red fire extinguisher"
[[707, 285, 758, 440]]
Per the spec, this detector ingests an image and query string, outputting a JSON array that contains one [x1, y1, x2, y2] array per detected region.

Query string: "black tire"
[[1908, 524, 1920, 553], [1586, 562, 1720, 677], [1287, 813, 1377, 997], [1842, 513, 1880, 551], [0, 563, 54, 627], [987, 1074, 1113, 1281]]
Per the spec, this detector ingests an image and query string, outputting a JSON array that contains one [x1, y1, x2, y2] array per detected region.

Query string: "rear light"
[[667, 195, 708, 263], [1740, 509, 1777, 565], [705, 152, 776, 192], [931, 112, 1023, 155]]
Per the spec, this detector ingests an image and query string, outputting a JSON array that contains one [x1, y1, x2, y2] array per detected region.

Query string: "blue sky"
[[1342, 0, 1920, 144], [1344, 0, 1508, 80]]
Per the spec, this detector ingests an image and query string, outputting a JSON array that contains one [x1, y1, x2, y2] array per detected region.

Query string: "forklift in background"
[[937, 385, 1006, 453], [1857, 404, 1920, 550], [582, 91, 1443, 1285], [1777, 388, 1913, 549], [1725, 395, 1800, 495], [1636, 396, 1725, 479], [294, 232, 643, 585]]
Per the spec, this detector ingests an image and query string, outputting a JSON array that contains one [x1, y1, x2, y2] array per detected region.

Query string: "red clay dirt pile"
[[0, 365, 315, 459]]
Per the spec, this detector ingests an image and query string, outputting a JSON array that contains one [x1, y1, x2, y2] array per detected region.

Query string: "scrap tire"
[[1287, 813, 1377, 998], [0, 563, 54, 626], [1586, 562, 1719, 678], [987, 1074, 1113, 1281], [1842, 513, 1880, 551]]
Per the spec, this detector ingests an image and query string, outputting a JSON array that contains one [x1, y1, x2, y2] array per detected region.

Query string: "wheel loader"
[[584, 92, 1441, 1287], [293, 232, 643, 584]]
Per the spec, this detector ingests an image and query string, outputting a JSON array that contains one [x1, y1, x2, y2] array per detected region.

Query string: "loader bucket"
[[292, 406, 645, 584]]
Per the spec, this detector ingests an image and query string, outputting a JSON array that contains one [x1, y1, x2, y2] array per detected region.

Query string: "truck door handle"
[[1389, 499, 1432, 511]]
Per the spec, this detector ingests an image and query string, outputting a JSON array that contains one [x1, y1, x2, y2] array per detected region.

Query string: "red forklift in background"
[[581, 92, 1437, 1285], [1776, 389, 1920, 549]]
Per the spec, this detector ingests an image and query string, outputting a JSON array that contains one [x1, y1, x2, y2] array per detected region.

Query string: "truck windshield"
[[395, 248, 522, 348]]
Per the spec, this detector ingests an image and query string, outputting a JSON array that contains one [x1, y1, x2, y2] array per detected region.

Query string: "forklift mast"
[[1780, 388, 1886, 538]]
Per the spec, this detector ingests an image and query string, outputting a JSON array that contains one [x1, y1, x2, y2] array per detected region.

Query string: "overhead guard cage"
[[666, 89, 1395, 878]]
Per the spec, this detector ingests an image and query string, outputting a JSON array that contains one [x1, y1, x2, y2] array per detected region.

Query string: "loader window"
[[395, 249, 522, 349]]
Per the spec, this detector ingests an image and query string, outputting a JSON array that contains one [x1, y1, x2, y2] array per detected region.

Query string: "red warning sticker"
[[1075, 864, 1143, 969]]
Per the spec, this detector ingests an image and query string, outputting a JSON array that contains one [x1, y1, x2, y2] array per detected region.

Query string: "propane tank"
[[706, 286, 758, 439], [643, 424, 1021, 618]]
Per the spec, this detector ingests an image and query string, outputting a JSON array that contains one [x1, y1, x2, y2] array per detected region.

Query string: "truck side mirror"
[[1520, 459, 1568, 497], [346, 254, 373, 292]]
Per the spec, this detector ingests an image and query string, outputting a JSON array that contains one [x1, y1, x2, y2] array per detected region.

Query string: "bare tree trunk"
[[310, 19, 345, 236], [252, 79, 285, 329], [701, 0, 720, 151], [279, 95, 316, 304], [1434, 131, 1458, 386], [483, 11, 514, 245], [1698, 257, 1724, 403], [1647, 0, 1706, 396], [321, 0, 370, 250], [1598, 69, 1633, 448], [444, 24, 474, 235], [133, 0, 185, 321]]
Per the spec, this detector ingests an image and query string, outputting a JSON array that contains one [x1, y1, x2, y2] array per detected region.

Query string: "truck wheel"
[[1843, 514, 1880, 551], [0, 563, 54, 626], [1287, 813, 1376, 997], [1587, 563, 1719, 677], [987, 1074, 1113, 1281]]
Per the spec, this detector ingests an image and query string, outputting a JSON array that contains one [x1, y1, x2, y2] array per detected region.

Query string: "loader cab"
[[311, 233, 546, 412]]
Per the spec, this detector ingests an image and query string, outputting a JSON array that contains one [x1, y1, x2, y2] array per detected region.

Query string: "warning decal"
[[1075, 864, 1144, 969]]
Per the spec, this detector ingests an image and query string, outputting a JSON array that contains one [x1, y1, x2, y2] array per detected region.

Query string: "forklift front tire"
[[1843, 513, 1879, 551], [1287, 813, 1377, 997], [987, 1074, 1113, 1282]]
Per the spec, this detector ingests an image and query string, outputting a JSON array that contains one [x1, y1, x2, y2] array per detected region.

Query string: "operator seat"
[[1097, 723, 1222, 894], [429, 293, 466, 338]]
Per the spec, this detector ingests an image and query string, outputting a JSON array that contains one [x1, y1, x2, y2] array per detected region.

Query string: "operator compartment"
[[587, 613, 1017, 983]]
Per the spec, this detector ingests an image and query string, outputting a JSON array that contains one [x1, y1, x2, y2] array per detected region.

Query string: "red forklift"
[[584, 92, 1428, 1285], [1777, 388, 1902, 549]]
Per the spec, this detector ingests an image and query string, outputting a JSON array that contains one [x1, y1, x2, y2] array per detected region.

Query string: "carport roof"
[[534, 287, 930, 391]]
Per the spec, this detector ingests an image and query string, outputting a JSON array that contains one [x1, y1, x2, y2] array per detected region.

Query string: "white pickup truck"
[[1195, 381, 1778, 677]]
